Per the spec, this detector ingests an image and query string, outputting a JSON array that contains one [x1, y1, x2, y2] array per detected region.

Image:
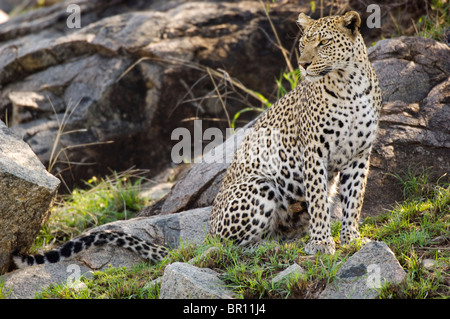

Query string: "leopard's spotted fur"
[[209, 11, 382, 254]]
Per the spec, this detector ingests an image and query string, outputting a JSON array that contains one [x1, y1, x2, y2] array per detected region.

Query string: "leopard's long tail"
[[13, 230, 168, 269]]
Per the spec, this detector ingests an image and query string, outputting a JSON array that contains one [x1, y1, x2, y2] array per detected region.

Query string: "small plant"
[[388, 166, 447, 200], [33, 169, 150, 252], [0, 279, 12, 299], [275, 69, 301, 100], [415, 0, 450, 41]]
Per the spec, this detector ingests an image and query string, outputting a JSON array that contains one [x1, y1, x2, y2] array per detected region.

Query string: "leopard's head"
[[296, 11, 365, 82]]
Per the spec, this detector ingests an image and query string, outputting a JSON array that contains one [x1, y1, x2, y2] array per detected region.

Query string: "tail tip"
[[11, 254, 29, 269], [11, 250, 37, 269]]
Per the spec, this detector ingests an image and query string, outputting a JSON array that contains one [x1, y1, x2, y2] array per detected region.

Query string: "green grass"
[[36, 263, 164, 299], [275, 69, 301, 100], [0, 279, 12, 299], [32, 169, 150, 253], [28, 168, 450, 299], [361, 167, 449, 299], [415, 0, 450, 42], [361, 180, 450, 299]]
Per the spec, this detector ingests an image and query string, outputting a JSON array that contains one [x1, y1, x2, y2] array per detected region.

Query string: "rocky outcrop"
[[1, 0, 306, 188], [141, 36, 450, 218], [0, 120, 60, 273]]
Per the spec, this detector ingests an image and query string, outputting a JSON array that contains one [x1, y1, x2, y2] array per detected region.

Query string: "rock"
[[319, 241, 406, 299], [68, 244, 146, 271], [364, 36, 450, 217], [0, 261, 93, 299], [70, 206, 211, 268], [271, 263, 305, 286], [145, 36, 450, 219], [0, 120, 60, 273], [139, 182, 173, 202], [422, 259, 439, 270], [368, 37, 449, 103], [159, 262, 234, 299], [1, 0, 305, 188]]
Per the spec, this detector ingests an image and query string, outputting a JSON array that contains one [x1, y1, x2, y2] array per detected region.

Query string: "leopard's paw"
[[304, 238, 336, 255]]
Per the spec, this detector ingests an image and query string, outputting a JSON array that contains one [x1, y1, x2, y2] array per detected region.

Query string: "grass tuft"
[[33, 169, 150, 252]]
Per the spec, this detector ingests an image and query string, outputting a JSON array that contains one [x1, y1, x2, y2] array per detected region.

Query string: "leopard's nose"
[[300, 62, 311, 70]]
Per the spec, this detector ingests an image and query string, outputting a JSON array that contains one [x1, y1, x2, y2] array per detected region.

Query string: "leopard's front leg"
[[303, 148, 336, 255], [339, 153, 371, 245]]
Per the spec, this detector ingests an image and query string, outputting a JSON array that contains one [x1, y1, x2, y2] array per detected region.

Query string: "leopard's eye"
[[320, 39, 329, 46], [299, 43, 305, 52]]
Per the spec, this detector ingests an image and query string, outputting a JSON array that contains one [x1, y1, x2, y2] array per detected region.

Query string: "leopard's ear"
[[338, 11, 361, 38], [296, 13, 312, 34]]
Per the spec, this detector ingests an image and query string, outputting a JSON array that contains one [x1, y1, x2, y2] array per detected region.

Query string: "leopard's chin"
[[304, 74, 323, 82]]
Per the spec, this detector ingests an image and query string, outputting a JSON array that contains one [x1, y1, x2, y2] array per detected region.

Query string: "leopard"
[[209, 10, 382, 255], [12, 10, 382, 269]]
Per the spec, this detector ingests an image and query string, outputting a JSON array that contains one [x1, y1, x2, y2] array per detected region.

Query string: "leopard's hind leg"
[[210, 179, 281, 246]]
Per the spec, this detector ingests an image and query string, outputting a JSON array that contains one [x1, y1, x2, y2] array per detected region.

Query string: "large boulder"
[[0, 120, 60, 273], [141, 36, 450, 219], [319, 241, 406, 299], [0, 261, 93, 299], [1, 0, 307, 189], [369, 36, 449, 104]]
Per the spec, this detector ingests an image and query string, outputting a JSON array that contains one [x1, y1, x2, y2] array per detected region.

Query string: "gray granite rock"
[[0, 120, 60, 273], [271, 263, 305, 286], [159, 262, 234, 299], [319, 241, 406, 299]]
